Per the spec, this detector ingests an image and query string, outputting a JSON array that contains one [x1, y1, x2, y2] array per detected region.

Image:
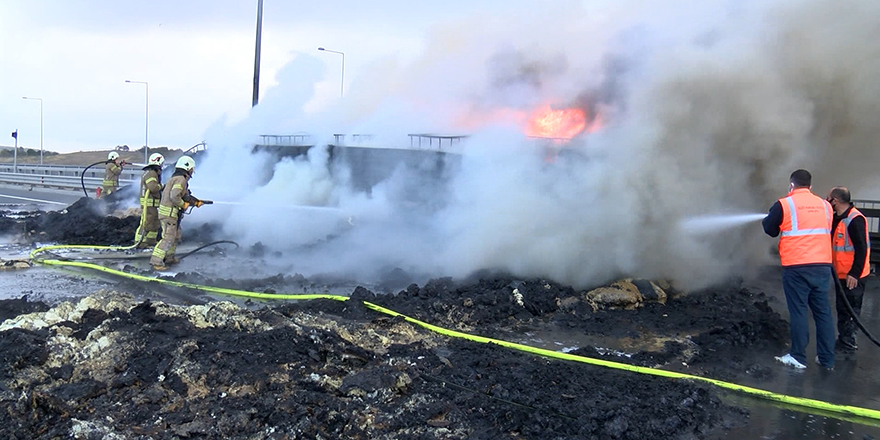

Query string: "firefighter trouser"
[[151, 217, 181, 266], [135, 205, 160, 247]]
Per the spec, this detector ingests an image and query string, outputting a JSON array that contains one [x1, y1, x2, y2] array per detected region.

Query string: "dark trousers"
[[835, 278, 866, 352], [782, 265, 836, 367]]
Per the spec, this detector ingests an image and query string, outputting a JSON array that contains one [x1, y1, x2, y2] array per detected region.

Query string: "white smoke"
[[188, 0, 880, 289]]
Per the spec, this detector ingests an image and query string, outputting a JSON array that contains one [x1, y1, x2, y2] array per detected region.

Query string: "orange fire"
[[453, 103, 603, 140], [525, 106, 588, 139]]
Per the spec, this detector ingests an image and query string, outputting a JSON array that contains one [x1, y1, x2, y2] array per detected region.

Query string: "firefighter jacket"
[[140, 166, 162, 208], [103, 162, 122, 187], [158, 170, 196, 220]]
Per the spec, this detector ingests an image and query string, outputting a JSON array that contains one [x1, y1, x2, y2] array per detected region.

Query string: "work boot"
[[152, 264, 168, 271], [835, 339, 857, 352], [835, 343, 857, 360], [165, 257, 180, 266]]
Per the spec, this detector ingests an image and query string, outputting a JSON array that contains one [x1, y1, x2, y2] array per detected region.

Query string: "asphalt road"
[[0, 186, 81, 209]]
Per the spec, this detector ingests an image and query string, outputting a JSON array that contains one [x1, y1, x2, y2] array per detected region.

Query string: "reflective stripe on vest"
[[780, 196, 831, 237], [778, 189, 833, 266], [832, 208, 871, 279]]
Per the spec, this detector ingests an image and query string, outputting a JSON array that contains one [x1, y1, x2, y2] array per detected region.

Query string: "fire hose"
[[81, 160, 111, 198], [833, 270, 880, 349]]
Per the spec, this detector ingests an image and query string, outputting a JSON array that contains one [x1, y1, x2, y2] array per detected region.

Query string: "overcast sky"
[[0, 0, 538, 153]]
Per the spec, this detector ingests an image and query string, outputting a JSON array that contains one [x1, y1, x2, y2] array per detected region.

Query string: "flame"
[[452, 103, 604, 140], [525, 106, 588, 139]]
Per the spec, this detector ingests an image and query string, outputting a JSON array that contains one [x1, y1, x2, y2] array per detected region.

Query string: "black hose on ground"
[[81, 160, 111, 198], [833, 270, 880, 349], [176, 240, 240, 260]]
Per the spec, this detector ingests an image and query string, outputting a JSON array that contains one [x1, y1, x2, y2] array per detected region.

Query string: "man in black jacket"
[[827, 187, 871, 357]]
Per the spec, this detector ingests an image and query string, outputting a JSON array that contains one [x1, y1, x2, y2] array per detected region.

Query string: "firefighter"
[[151, 155, 206, 270], [134, 153, 165, 249], [102, 151, 125, 198]]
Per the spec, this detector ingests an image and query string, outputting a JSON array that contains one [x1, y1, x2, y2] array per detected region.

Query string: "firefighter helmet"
[[108, 151, 119, 161], [175, 155, 195, 173], [148, 153, 165, 167]]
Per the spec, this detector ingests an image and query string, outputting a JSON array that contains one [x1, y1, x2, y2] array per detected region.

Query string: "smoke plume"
[[191, 0, 880, 290]]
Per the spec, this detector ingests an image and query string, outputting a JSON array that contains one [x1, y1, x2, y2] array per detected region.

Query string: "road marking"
[[0, 194, 68, 205]]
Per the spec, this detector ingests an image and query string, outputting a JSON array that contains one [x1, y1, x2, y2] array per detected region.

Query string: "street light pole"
[[125, 80, 149, 163], [252, 0, 263, 107], [317, 47, 345, 98], [21, 97, 43, 165]]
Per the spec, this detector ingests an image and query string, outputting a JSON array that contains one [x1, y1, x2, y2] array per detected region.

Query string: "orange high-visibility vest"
[[778, 188, 833, 267], [832, 207, 871, 279]]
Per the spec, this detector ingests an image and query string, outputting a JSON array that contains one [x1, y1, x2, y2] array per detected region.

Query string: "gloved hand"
[[194, 200, 204, 208], [120, 160, 127, 167], [182, 201, 191, 211]]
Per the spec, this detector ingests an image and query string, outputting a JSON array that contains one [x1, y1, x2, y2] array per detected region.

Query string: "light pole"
[[125, 80, 149, 163], [317, 47, 344, 98], [252, 0, 263, 107], [21, 97, 43, 165]]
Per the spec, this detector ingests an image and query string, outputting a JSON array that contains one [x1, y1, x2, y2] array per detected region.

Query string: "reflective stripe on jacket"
[[833, 207, 871, 278], [778, 188, 833, 266], [103, 162, 122, 186]]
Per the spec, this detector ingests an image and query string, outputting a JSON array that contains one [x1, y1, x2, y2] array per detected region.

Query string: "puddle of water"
[[715, 394, 880, 439]]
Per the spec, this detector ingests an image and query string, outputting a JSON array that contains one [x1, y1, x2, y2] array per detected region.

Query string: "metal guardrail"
[[0, 163, 141, 181], [0, 172, 137, 191]]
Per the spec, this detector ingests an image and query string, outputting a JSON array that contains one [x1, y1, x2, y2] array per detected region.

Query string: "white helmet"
[[148, 153, 165, 167], [175, 155, 195, 173], [108, 151, 119, 161]]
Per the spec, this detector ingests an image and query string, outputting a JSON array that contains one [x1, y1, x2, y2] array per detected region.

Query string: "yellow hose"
[[27, 244, 880, 425]]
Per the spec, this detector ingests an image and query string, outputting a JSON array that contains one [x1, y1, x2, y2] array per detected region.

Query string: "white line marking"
[[0, 194, 68, 205]]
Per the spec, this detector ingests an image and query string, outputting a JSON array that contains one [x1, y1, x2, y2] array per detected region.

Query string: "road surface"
[[0, 185, 81, 209]]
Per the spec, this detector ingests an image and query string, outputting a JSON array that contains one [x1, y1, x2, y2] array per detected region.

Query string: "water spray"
[[678, 213, 766, 233], [209, 200, 345, 212]]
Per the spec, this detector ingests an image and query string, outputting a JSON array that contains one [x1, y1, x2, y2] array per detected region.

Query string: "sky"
[[0, 0, 534, 153]]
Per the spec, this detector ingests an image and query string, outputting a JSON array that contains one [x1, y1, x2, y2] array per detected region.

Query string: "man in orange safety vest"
[[827, 187, 871, 358], [762, 169, 835, 370]]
